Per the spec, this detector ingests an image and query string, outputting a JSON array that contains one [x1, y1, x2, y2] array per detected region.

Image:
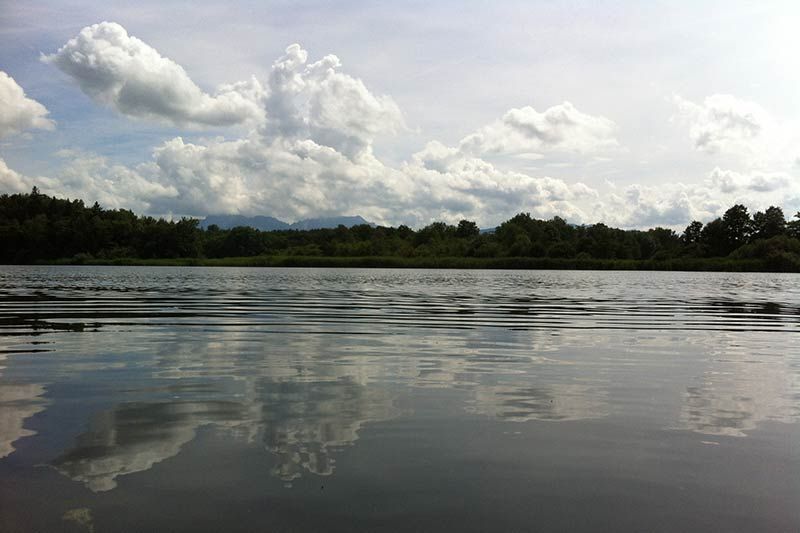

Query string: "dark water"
[[0, 266, 798, 532]]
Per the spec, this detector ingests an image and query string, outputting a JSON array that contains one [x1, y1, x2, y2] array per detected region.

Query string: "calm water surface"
[[0, 266, 798, 531]]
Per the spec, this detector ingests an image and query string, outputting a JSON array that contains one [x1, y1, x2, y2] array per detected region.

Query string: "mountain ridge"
[[200, 214, 372, 231]]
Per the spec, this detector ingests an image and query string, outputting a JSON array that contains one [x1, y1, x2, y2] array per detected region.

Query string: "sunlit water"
[[0, 266, 798, 531]]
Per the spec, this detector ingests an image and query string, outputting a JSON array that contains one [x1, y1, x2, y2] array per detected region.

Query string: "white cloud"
[[24, 131, 599, 228], [0, 158, 31, 193], [0, 71, 54, 138], [30, 118, 798, 230], [43, 24, 403, 154], [1, 151, 178, 211], [16, 137, 800, 230], [457, 102, 619, 158], [672, 94, 770, 156], [85, 134, 410, 223], [595, 166, 800, 229], [608, 185, 699, 228], [34, 23, 611, 225], [709, 167, 790, 194], [403, 139, 599, 225], [30, 24, 800, 230], [140, 126, 602, 227], [263, 44, 405, 158], [43, 22, 265, 128], [55, 152, 178, 210], [672, 93, 800, 177]]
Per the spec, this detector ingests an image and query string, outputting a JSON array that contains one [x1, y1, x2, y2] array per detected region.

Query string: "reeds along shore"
[[48, 255, 785, 273]]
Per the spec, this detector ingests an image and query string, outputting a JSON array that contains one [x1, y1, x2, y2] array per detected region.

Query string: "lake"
[[0, 266, 798, 531]]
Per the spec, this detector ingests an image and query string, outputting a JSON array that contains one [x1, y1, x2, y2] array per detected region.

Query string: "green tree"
[[456, 219, 480, 238], [699, 218, 728, 256], [751, 206, 786, 240], [788, 212, 800, 239], [721, 204, 752, 252], [682, 221, 703, 244]]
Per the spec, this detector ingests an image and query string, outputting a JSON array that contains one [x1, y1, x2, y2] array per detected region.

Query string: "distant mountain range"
[[200, 214, 373, 231]]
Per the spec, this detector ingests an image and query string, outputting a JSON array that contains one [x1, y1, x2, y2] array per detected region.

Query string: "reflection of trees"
[[258, 378, 397, 481], [150, 334, 402, 482], [0, 382, 47, 458]]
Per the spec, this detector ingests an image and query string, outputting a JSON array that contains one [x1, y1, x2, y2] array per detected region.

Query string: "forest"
[[2, 188, 800, 271]]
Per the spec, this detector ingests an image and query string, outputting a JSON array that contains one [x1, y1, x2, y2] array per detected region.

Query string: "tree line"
[[2, 188, 800, 270]]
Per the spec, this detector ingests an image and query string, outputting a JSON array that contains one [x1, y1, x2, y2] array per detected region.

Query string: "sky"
[[1, 0, 799, 228]]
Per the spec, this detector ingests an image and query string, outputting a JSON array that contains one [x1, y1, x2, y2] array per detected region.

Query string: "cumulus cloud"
[[43, 23, 403, 154], [43, 22, 265, 128], [0, 71, 54, 138], [0, 150, 177, 211], [402, 138, 599, 224], [263, 44, 404, 158], [34, 23, 616, 225], [53, 152, 178, 210], [32, 24, 800, 230], [671, 93, 799, 201], [23, 132, 599, 228], [672, 94, 770, 155], [596, 166, 800, 229], [708, 167, 790, 194], [116, 98, 604, 225], [0, 158, 31, 193], [604, 185, 700, 228], [144, 135, 588, 226], [31, 102, 797, 229], [457, 102, 618, 158], [18, 135, 800, 229]]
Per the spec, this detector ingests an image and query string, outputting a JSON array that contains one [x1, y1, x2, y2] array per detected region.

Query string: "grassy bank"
[[40, 254, 792, 272]]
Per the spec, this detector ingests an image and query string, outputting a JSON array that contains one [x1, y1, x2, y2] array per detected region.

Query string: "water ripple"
[[2, 267, 800, 335]]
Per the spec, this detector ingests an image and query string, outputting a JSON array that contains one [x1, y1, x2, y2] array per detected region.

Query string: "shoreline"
[[15, 255, 794, 272]]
